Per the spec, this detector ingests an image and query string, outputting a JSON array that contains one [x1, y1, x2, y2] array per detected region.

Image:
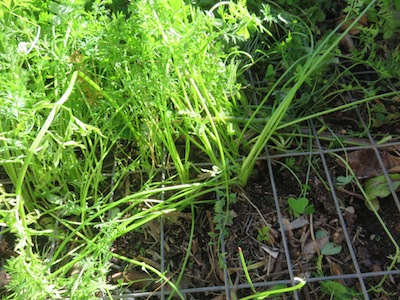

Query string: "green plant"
[[334, 154, 400, 293], [211, 189, 238, 267], [270, 0, 336, 26], [314, 232, 353, 300], [320, 280, 359, 300], [287, 197, 315, 217], [0, 0, 271, 296], [1, 0, 399, 298], [365, 173, 400, 211], [257, 225, 271, 243]]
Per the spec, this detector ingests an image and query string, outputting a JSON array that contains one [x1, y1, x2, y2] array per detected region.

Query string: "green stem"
[[240, 277, 306, 300]]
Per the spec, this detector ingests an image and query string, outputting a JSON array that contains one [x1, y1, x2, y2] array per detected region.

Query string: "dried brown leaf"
[[261, 245, 279, 259], [339, 34, 355, 51], [337, 149, 400, 179], [326, 257, 345, 285], [338, 14, 368, 35], [283, 218, 309, 231]]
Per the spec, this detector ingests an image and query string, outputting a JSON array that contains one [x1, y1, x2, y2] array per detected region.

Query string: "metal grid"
[[105, 86, 400, 300]]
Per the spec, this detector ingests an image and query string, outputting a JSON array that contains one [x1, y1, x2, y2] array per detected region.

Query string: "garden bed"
[[0, 0, 399, 299], [107, 120, 400, 299]]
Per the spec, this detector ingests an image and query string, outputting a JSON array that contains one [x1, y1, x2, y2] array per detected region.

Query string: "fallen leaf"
[[339, 33, 355, 51], [365, 173, 400, 198], [337, 13, 368, 35], [367, 198, 381, 211], [283, 217, 309, 231], [261, 245, 279, 259], [337, 149, 400, 179], [381, 151, 400, 173], [326, 257, 345, 285], [364, 173, 400, 210]]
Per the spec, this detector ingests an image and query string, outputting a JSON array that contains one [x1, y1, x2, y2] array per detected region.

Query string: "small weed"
[[257, 225, 271, 243], [315, 232, 354, 300], [279, 157, 300, 172], [287, 197, 315, 217]]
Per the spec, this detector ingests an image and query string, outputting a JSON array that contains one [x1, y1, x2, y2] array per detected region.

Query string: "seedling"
[[287, 197, 315, 217], [257, 225, 271, 243], [314, 230, 355, 299]]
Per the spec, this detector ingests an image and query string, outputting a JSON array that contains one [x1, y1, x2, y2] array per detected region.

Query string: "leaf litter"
[[337, 148, 400, 210], [337, 148, 400, 179]]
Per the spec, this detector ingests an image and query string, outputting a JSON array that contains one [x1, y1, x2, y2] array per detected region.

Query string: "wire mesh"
[[106, 90, 400, 299]]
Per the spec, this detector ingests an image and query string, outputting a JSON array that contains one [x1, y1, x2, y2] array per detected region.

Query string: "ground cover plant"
[[0, 0, 399, 299]]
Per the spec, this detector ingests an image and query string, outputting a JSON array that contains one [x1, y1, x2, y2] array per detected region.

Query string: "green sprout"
[[287, 197, 315, 217], [257, 225, 271, 243]]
